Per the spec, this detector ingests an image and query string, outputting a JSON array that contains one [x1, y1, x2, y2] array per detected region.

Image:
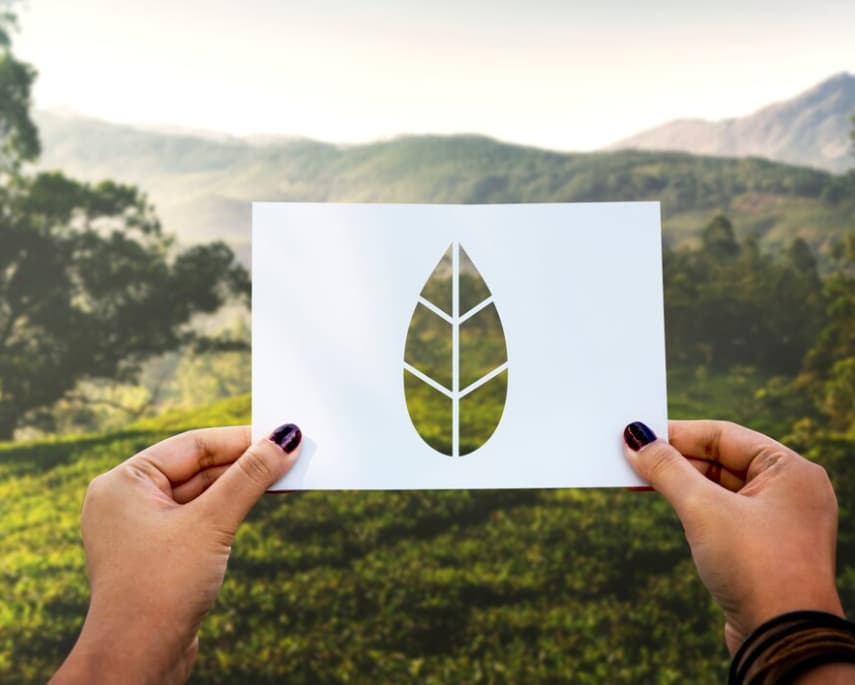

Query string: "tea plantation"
[[0, 395, 755, 684]]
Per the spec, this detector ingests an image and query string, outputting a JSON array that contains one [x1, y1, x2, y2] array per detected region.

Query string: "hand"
[[50, 422, 302, 685], [623, 420, 842, 655]]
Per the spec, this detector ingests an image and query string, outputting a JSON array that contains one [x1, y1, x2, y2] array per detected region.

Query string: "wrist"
[[735, 577, 844, 650], [729, 610, 855, 685], [51, 599, 196, 685]]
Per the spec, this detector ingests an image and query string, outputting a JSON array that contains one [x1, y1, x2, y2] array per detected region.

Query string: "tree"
[[800, 235, 855, 433], [0, 5, 36, 177], [664, 216, 825, 374], [0, 10, 248, 439], [700, 214, 740, 260]]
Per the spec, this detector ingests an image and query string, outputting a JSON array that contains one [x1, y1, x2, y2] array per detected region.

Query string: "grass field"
[[1, 386, 852, 684]]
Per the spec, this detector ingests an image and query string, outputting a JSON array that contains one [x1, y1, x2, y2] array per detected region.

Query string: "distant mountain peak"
[[814, 71, 854, 89], [610, 72, 855, 173]]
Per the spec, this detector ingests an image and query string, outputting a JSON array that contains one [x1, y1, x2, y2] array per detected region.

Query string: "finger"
[[198, 423, 302, 533], [623, 421, 717, 519], [668, 420, 796, 479], [686, 458, 745, 492], [172, 465, 231, 504], [135, 426, 252, 485]]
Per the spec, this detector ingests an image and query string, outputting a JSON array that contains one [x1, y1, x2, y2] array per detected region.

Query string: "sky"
[[12, 0, 855, 151]]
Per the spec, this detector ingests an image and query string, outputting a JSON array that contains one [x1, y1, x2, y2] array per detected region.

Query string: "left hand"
[[50, 423, 302, 685]]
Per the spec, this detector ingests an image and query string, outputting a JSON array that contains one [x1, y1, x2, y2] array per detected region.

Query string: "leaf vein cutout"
[[403, 361, 453, 398], [459, 360, 508, 399], [458, 295, 494, 324], [417, 296, 454, 325], [404, 242, 508, 457]]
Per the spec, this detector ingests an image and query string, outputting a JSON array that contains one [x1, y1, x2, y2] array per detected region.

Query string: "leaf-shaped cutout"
[[404, 242, 508, 456]]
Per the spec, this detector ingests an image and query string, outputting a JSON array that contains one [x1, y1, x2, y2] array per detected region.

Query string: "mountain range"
[[31, 73, 855, 262], [611, 72, 855, 173]]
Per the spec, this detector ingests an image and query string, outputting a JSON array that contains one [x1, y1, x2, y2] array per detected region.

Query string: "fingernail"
[[623, 421, 657, 451], [269, 423, 302, 454]]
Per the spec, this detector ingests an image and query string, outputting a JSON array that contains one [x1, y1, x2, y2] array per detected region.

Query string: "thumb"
[[200, 423, 302, 533], [623, 421, 714, 521]]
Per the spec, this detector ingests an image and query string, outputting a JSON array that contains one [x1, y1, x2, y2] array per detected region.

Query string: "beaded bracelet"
[[729, 610, 855, 684]]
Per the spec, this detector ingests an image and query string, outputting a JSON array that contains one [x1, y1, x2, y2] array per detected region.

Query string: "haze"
[[14, 0, 855, 150]]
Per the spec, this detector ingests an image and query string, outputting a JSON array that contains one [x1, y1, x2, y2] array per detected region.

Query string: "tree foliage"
[[0, 11, 247, 439], [797, 237, 855, 432], [664, 215, 824, 374], [0, 4, 37, 174]]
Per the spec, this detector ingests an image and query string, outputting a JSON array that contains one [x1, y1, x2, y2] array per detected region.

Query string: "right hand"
[[622, 419, 843, 655]]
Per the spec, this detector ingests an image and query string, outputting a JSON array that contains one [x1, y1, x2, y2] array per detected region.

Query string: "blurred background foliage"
[[0, 4, 249, 442], [2, 4, 855, 683]]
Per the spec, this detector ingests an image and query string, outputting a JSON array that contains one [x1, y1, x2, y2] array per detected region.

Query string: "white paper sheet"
[[253, 202, 666, 490]]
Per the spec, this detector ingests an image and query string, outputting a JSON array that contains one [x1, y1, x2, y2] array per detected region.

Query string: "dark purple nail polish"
[[624, 421, 657, 451], [269, 423, 302, 454]]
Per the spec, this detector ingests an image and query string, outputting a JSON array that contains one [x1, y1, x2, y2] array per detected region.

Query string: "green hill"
[[34, 113, 855, 265], [3, 393, 854, 684]]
